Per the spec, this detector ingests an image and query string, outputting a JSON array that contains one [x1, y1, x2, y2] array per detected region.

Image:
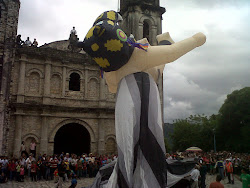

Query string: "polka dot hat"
[[83, 10, 135, 72]]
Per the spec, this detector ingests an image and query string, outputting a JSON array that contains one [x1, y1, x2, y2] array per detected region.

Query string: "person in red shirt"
[[225, 159, 234, 184], [50, 156, 58, 180], [30, 161, 37, 181], [83, 162, 87, 177], [8, 160, 16, 181], [20, 165, 25, 182], [209, 175, 224, 188], [54, 167, 59, 183]]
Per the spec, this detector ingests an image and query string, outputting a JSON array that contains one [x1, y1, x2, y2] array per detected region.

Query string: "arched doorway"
[[54, 123, 90, 155]]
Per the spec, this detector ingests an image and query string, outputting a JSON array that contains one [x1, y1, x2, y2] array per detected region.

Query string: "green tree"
[[171, 115, 216, 152], [217, 87, 250, 152]]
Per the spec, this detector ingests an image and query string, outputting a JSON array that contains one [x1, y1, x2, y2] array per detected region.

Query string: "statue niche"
[[51, 74, 61, 95], [27, 72, 40, 95], [105, 137, 117, 155], [88, 78, 99, 98]]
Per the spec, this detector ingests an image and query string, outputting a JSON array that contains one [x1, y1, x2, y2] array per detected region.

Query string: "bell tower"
[[0, 0, 20, 155], [119, 0, 166, 119], [119, 0, 165, 45]]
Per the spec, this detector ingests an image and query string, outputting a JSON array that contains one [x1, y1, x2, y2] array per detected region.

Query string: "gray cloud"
[[161, 1, 250, 122], [162, 0, 249, 9]]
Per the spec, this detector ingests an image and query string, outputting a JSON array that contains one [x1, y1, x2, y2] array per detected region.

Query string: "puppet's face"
[[84, 11, 134, 72]]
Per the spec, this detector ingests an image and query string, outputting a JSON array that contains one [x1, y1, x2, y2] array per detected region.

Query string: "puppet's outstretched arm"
[[105, 32, 206, 93], [132, 32, 206, 71]]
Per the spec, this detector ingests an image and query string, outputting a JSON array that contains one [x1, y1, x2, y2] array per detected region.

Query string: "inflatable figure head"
[[82, 10, 206, 93], [83, 10, 134, 72]]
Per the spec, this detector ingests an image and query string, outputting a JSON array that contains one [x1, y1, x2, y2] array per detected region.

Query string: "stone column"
[[157, 17, 163, 35], [84, 69, 88, 98], [151, 25, 158, 46], [62, 66, 66, 96], [99, 78, 106, 100], [98, 118, 105, 155], [13, 112, 24, 157], [40, 114, 49, 155], [80, 78, 84, 97], [17, 56, 26, 103], [43, 60, 51, 104], [138, 22, 144, 41], [132, 11, 141, 40], [44, 60, 51, 96]]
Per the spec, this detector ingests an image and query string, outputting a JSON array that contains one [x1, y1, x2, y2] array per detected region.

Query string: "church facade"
[[0, 0, 165, 157]]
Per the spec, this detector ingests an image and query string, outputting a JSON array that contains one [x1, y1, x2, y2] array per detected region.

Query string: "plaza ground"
[[0, 174, 242, 188]]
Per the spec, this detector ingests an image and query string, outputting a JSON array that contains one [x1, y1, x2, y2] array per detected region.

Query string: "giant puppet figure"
[[79, 10, 206, 188]]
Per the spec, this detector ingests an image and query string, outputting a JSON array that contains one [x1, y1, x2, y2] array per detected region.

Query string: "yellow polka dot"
[[107, 20, 115, 26], [104, 39, 123, 52], [93, 57, 110, 68], [85, 26, 95, 39], [107, 11, 116, 21], [91, 43, 99, 51]]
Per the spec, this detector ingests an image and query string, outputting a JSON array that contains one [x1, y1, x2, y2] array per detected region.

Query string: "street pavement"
[[0, 174, 242, 187], [0, 178, 94, 188]]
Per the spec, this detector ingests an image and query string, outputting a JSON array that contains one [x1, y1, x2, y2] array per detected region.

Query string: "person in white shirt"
[[190, 165, 200, 188], [64, 153, 72, 163], [24, 37, 32, 46], [20, 156, 26, 167], [30, 139, 36, 157], [20, 141, 28, 157], [1, 157, 8, 173], [71, 155, 78, 169], [70, 27, 77, 35], [26, 155, 34, 177], [89, 153, 95, 163]]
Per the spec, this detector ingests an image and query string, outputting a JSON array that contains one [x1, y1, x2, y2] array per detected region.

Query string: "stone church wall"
[[7, 47, 116, 157]]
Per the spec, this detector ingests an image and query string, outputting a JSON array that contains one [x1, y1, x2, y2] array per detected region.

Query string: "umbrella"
[[185, 147, 202, 152]]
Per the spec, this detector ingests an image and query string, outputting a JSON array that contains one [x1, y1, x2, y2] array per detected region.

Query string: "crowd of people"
[[166, 151, 250, 188], [16, 35, 38, 47], [0, 151, 117, 186], [0, 149, 249, 187]]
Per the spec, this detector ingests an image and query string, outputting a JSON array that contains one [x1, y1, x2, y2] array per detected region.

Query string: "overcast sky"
[[18, 0, 250, 123]]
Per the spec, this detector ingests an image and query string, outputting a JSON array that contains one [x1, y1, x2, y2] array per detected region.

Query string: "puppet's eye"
[[96, 21, 103, 26], [116, 29, 127, 42]]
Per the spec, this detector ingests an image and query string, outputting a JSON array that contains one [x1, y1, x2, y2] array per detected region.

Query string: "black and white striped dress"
[[106, 72, 167, 188]]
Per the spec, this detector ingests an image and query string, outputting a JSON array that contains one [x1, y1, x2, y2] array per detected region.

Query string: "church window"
[[69, 73, 80, 91]]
